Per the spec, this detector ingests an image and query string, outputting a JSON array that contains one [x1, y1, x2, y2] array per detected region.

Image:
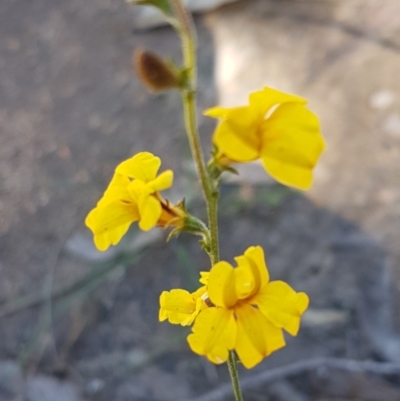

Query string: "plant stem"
[[172, 0, 219, 263], [172, 1, 243, 399], [228, 351, 245, 401]]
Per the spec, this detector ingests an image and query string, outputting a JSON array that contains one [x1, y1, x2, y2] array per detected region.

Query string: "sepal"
[[207, 145, 239, 184], [166, 211, 210, 245]]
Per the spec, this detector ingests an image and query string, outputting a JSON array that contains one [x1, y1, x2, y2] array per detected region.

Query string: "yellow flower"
[[205, 87, 326, 190], [159, 285, 207, 326], [85, 152, 183, 251], [158, 272, 209, 326], [159, 272, 210, 326], [183, 246, 309, 369]]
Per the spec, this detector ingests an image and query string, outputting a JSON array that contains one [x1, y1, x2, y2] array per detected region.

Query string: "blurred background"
[[1, 0, 400, 400]]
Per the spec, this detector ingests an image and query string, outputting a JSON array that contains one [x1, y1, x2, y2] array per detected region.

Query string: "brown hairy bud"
[[134, 49, 180, 91]]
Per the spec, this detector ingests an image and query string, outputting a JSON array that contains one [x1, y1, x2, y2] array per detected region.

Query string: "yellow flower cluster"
[[160, 246, 308, 369], [86, 86, 323, 369]]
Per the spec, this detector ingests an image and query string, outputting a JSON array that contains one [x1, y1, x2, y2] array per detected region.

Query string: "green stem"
[[171, 1, 242, 400], [228, 351, 245, 401], [172, 0, 219, 263]]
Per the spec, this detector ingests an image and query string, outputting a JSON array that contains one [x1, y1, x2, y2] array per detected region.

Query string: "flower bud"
[[134, 49, 180, 91]]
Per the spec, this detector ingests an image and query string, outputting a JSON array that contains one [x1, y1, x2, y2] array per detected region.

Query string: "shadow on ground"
[[1, 184, 400, 401]]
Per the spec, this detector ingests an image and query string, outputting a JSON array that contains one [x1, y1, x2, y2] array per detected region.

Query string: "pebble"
[[369, 90, 395, 110]]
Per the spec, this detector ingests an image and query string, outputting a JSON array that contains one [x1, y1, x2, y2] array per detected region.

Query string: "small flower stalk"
[[86, 1, 327, 399]]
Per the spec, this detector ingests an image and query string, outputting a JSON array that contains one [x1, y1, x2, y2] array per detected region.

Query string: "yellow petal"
[[191, 285, 207, 301], [213, 122, 259, 162], [261, 103, 326, 190], [128, 180, 151, 204], [187, 307, 236, 365], [255, 281, 309, 336], [191, 286, 208, 312], [199, 271, 209, 285], [243, 245, 269, 288], [148, 170, 174, 192], [85, 200, 139, 251], [234, 267, 254, 300], [207, 106, 258, 124], [249, 87, 307, 116], [233, 246, 269, 300], [138, 195, 162, 231], [92, 224, 131, 251], [208, 261, 238, 308], [235, 304, 286, 369], [204, 106, 232, 119], [213, 106, 261, 162], [98, 174, 131, 207], [115, 152, 161, 182], [159, 289, 199, 326]]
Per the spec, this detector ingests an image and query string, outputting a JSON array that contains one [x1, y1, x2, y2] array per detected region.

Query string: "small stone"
[[126, 349, 149, 368], [84, 378, 104, 396], [369, 90, 395, 110]]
